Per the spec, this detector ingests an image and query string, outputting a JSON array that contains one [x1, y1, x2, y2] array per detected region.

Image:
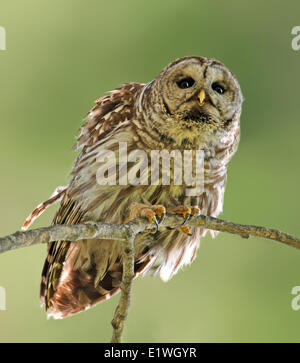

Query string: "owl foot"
[[167, 226, 192, 235], [167, 205, 200, 225], [126, 203, 166, 233], [166, 205, 200, 235]]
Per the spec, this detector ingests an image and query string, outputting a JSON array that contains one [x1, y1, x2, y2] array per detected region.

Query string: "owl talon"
[[157, 211, 166, 225], [166, 205, 192, 222], [166, 205, 200, 233], [127, 203, 166, 233], [147, 206, 166, 232], [144, 212, 160, 233], [167, 225, 176, 230], [180, 226, 192, 236], [181, 213, 191, 226], [152, 216, 159, 233], [191, 206, 201, 217]]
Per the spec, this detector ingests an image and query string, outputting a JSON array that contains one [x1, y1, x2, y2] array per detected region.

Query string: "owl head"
[[140, 56, 243, 147]]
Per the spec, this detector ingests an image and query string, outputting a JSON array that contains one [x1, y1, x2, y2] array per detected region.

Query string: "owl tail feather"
[[21, 186, 67, 231], [44, 251, 154, 320]]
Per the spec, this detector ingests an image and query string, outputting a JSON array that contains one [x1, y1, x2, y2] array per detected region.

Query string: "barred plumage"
[[23, 56, 243, 318]]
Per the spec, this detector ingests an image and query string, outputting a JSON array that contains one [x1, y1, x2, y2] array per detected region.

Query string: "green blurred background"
[[0, 0, 300, 342]]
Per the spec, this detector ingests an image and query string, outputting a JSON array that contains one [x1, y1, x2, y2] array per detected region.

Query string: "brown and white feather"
[[24, 56, 243, 318]]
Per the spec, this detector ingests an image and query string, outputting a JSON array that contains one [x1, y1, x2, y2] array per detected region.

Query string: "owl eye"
[[212, 82, 226, 94], [177, 77, 195, 89]]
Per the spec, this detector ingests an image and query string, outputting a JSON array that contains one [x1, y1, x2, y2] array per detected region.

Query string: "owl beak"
[[197, 89, 206, 106]]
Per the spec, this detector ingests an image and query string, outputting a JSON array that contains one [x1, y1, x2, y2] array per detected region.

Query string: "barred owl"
[[23, 56, 243, 318]]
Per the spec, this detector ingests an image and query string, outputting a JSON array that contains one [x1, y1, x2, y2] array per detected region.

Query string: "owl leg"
[[126, 203, 166, 232], [166, 205, 200, 235]]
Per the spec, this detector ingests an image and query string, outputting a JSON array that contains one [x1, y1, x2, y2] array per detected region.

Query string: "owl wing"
[[31, 83, 146, 316]]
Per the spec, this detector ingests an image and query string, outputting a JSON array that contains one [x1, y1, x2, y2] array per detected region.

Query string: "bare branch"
[[1, 214, 300, 254], [111, 233, 135, 343], [1, 213, 300, 342]]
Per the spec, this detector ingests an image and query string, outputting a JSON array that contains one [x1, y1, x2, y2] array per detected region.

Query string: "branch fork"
[[1, 213, 300, 342]]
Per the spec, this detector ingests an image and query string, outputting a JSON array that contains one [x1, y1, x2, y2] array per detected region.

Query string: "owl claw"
[[191, 206, 201, 217], [181, 213, 191, 226], [152, 216, 159, 233], [180, 226, 193, 236], [157, 211, 166, 225], [128, 204, 199, 234], [127, 203, 166, 233], [166, 205, 195, 223], [148, 207, 166, 233], [167, 225, 176, 230], [166, 205, 200, 233]]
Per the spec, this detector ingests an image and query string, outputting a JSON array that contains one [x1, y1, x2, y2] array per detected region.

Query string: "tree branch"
[[1, 214, 300, 254], [1, 213, 300, 342], [111, 233, 135, 343]]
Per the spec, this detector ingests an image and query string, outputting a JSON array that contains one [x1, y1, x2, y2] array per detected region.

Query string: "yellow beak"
[[198, 89, 205, 106]]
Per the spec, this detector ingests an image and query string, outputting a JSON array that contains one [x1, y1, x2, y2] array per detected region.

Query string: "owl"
[[23, 56, 243, 318]]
